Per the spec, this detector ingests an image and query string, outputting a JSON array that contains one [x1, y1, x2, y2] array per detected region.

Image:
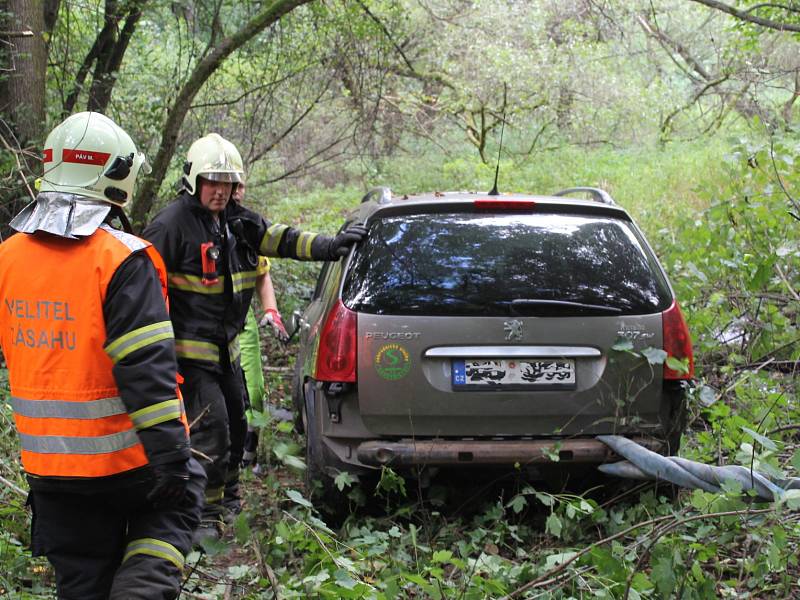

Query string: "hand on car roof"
[[328, 223, 367, 259]]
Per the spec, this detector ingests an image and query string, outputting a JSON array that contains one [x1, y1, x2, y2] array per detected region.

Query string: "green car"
[[291, 187, 693, 508]]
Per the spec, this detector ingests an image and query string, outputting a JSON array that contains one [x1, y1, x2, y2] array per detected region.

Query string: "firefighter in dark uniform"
[[0, 112, 205, 599], [142, 133, 365, 542]]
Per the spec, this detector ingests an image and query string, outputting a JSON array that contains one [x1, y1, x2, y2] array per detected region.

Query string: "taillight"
[[315, 299, 357, 382], [663, 300, 694, 380], [474, 199, 536, 210]]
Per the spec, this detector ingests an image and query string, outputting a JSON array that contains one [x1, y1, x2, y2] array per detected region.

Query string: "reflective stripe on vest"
[[18, 429, 139, 454], [11, 395, 126, 419], [123, 538, 185, 570]]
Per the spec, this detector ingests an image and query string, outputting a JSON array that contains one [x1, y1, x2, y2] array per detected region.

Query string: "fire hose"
[[596, 435, 800, 501]]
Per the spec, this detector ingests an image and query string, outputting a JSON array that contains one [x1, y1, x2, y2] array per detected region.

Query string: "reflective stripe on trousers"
[[175, 339, 220, 363], [123, 538, 185, 570]]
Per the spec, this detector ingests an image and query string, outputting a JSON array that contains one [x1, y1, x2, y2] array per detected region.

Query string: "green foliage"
[[5, 127, 800, 597]]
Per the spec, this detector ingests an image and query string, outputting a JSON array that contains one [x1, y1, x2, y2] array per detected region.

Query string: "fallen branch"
[[191, 447, 213, 462], [501, 507, 775, 599], [188, 404, 212, 430], [253, 541, 281, 600], [0, 474, 26, 497]]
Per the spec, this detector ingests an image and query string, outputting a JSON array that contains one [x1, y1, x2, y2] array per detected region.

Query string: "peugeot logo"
[[504, 319, 523, 341]]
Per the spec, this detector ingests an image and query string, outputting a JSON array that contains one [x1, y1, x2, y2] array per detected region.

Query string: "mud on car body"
[[291, 187, 693, 509]]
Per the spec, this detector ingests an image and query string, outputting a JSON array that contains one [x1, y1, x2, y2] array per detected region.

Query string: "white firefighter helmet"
[[182, 133, 244, 195], [40, 111, 149, 207]]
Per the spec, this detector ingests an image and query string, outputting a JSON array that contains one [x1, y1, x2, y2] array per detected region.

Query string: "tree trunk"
[[129, 0, 314, 230], [1, 0, 47, 144], [87, 3, 145, 112], [63, 0, 148, 116], [0, 0, 52, 235]]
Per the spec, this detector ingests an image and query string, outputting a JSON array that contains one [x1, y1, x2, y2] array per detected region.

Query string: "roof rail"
[[361, 186, 392, 205], [553, 187, 616, 206]]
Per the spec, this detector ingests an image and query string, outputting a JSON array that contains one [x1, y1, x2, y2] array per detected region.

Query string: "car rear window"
[[342, 212, 673, 316]]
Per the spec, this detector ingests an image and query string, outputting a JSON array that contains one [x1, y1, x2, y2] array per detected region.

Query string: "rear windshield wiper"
[[511, 299, 623, 315]]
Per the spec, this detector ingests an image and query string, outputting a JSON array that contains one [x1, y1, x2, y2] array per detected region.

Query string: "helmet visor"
[[201, 171, 243, 183]]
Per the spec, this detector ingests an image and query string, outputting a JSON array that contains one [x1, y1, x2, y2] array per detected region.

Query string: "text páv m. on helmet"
[[40, 111, 150, 207]]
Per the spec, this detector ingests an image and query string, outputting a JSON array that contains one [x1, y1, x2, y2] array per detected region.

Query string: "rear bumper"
[[356, 437, 664, 467]]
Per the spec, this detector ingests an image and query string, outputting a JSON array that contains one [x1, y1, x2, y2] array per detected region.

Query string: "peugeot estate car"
[[291, 187, 693, 506]]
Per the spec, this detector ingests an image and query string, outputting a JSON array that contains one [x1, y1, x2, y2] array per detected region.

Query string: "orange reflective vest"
[[0, 225, 180, 478]]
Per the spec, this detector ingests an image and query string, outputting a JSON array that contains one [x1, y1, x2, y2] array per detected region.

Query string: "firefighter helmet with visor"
[[40, 112, 149, 207], [182, 133, 244, 195]]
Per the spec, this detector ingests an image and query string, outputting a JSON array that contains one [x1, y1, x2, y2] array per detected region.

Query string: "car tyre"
[[664, 384, 689, 455], [291, 366, 305, 434], [303, 386, 350, 525]]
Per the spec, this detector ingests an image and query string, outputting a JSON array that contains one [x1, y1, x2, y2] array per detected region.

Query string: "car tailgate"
[[357, 313, 664, 437]]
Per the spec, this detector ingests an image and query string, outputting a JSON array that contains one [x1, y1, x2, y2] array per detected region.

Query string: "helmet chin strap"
[[109, 205, 134, 234]]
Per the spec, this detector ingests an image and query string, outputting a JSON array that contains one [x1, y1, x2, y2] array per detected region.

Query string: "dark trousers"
[[180, 364, 247, 521], [29, 458, 205, 600]]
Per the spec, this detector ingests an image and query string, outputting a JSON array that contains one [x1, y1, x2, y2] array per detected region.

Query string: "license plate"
[[452, 358, 576, 390]]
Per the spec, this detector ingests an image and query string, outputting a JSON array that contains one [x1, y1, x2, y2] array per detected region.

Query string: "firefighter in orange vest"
[[0, 112, 205, 600]]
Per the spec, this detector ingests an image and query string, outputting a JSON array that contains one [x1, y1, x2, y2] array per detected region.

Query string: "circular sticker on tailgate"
[[374, 343, 411, 380]]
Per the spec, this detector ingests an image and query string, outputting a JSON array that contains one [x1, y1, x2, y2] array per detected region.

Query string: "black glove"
[[327, 224, 367, 259], [147, 460, 190, 507]]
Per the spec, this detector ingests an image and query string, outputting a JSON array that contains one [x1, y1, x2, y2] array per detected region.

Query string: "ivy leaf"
[[507, 494, 527, 514], [432, 550, 453, 563], [783, 489, 800, 510], [641, 347, 668, 365], [199, 534, 228, 557], [276, 420, 294, 433], [651, 556, 676, 597], [246, 409, 271, 429], [545, 513, 563, 538], [612, 338, 634, 352], [286, 489, 313, 508], [698, 385, 717, 407], [544, 551, 577, 569], [281, 455, 307, 471], [790, 449, 800, 472], [333, 569, 359, 590], [741, 426, 778, 451], [233, 512, 251, 545], [665, 356, 689, 374], [335, 471, 357, 491], [749, 259, 774, 290]]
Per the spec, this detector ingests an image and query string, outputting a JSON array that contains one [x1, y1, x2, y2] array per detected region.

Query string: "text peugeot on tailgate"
[[292, 187, 693, 507]]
